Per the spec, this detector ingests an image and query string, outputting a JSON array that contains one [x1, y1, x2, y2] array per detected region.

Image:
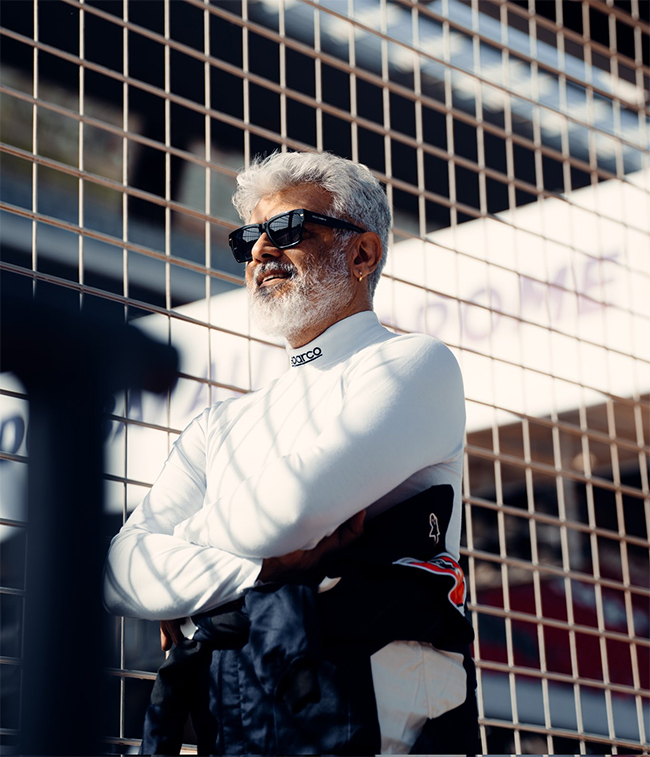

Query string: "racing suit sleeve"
[[172, 336, 465, 558], [103, 409, 262, 620]]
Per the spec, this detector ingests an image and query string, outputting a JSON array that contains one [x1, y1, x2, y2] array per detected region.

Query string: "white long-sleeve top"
[[103, 310, 468, 753], [104, 310, 466, 620]]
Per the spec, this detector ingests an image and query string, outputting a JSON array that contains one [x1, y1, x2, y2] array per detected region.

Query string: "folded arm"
[[103, 410, 262, 620], [173, 337, 465, 558]]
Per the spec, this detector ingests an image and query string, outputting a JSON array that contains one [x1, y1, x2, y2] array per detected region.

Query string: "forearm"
[[101, 407, 265, 619], [103, 525, 262, 620]]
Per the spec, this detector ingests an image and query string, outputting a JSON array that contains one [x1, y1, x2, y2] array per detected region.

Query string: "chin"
[[249, 296, 317, 340], [248, 251, 355, 340]]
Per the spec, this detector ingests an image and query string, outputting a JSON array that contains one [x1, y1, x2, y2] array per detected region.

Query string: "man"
[[104, 151, 478, 754]]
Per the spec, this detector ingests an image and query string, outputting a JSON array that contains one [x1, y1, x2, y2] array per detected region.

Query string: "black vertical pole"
[[20, 374, 106, 755], [2, 292, 177, 755]]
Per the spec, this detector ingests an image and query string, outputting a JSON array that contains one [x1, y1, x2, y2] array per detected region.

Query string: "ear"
[[350, 231, 382, 275]]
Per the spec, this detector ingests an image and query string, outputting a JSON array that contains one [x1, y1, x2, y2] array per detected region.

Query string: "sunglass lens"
[[229, 210, 305, 262], [229, 226, 259, 262], [241, 227, 261, 248], [268, 210, 303, 248]]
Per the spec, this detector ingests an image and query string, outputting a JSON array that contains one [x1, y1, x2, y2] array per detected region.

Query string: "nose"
[[250, 232, 282, 263]]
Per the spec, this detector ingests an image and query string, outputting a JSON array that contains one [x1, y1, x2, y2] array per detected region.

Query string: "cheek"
[[303, 241, 334, 266], [312, 244, 350, 275]]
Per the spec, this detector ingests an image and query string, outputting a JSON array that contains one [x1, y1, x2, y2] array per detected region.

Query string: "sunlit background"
[[1, 0, 648, 753]]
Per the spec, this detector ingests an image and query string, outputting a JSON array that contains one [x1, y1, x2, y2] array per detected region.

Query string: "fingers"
[[258, 556, 283, 582], [337, 509, 366, 546], [160, 621, 171, 652], [160, 619, 186, 651], [170, 619, 185, 646], [259, 510, 367, 583]]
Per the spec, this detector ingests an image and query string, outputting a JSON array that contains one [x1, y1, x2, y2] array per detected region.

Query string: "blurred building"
[[0, 0, 648, 754]]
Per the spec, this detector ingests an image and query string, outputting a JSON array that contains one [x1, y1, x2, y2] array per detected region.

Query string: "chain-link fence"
[[1, 0, 648, 753]]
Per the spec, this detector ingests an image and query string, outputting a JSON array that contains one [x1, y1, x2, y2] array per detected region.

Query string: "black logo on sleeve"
[[291, 347, 323, 367]]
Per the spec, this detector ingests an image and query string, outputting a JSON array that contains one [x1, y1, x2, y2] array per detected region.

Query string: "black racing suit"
[[140, 485, 480, 755]]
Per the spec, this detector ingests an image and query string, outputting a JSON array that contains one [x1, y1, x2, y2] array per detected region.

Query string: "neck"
[[287, 302, 373, 348]]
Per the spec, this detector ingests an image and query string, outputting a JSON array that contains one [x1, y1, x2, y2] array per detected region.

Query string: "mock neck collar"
[[286, 311, 384, 369]]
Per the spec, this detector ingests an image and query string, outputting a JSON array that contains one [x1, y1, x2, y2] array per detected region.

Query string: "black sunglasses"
[[228, 208, 366, 263]]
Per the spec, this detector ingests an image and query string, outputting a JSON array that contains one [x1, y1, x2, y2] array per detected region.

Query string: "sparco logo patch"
[[291, 347, 322, 366]]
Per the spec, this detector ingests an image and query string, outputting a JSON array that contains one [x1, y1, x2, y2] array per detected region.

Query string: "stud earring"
[[358, 272, 364, 282]]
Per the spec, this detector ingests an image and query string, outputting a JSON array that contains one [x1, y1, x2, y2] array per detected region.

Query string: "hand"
[[159, 511, 365, 648], [258, 509, 366, 583], [160, 618, 186, 652]]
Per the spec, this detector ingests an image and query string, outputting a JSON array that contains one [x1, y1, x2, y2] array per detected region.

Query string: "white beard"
[[247, 246, 355, 342]]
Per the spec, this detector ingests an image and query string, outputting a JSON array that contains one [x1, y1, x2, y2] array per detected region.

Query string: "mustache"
[[252, 261, 298, 287]]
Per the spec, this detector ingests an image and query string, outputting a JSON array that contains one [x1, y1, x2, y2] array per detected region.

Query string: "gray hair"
[[232, 151, 392, 298]]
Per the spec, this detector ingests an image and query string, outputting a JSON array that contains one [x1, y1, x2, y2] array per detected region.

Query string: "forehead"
[[249, 183, 333, 223]]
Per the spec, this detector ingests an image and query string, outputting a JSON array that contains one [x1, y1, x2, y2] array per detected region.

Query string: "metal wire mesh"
[[0, 0, 648, 753]]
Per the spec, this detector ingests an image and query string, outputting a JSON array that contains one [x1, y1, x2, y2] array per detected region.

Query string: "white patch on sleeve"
[[370, 641, 466, 754]]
